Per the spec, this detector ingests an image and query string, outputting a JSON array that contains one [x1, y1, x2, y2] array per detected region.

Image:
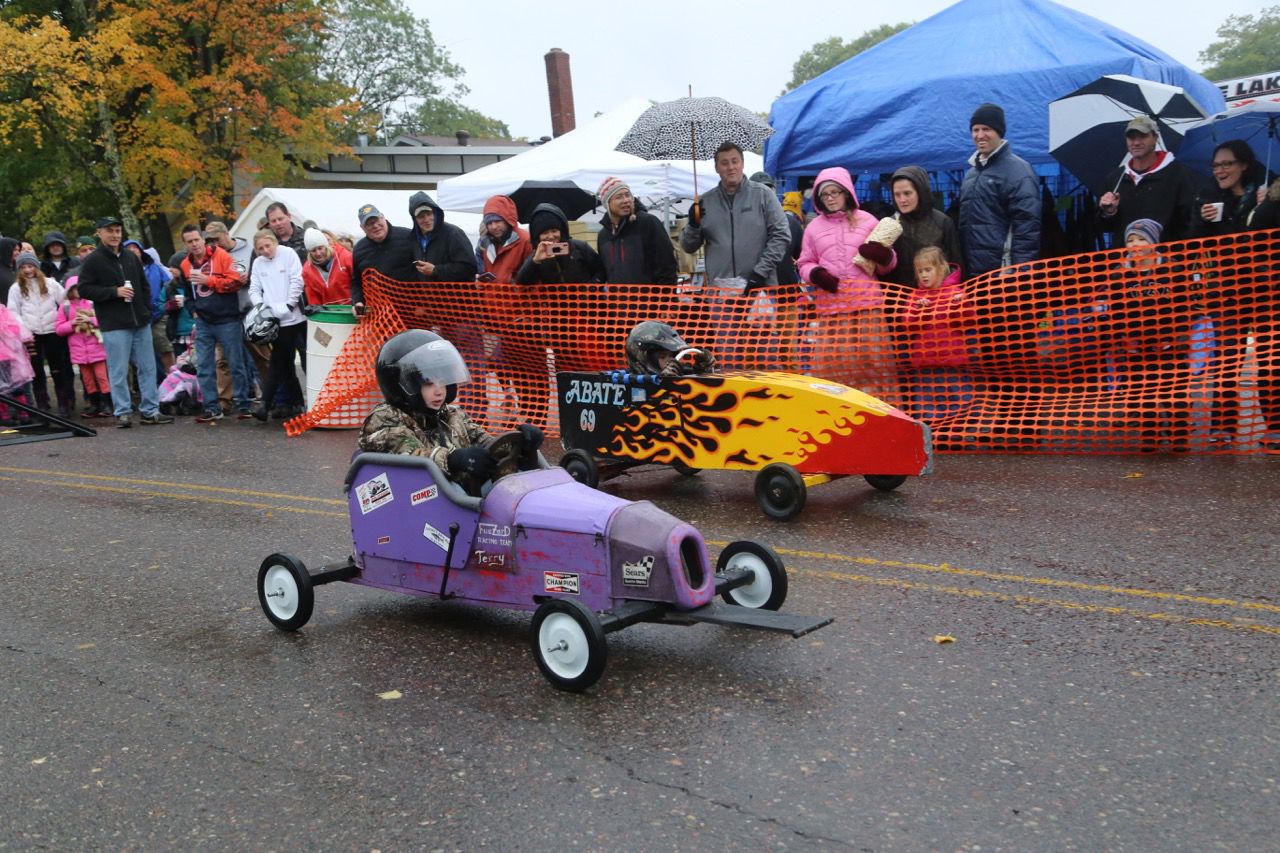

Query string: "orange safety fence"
[[286, 229, 1280, 454]]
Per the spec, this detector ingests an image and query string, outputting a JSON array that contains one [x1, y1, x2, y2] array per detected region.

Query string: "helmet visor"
[[397, 338, 471, 397]]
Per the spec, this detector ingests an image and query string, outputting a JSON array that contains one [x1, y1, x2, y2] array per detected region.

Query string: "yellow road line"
[[792, 566, 1280, 637], [0, 475, 347, 518], [0, 465, 347, 506], [10, 470, 1276, 636], [709, 540, 1280, 616]]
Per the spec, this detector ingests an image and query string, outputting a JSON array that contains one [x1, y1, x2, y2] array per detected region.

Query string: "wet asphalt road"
[[1, 419, 1277, 851]]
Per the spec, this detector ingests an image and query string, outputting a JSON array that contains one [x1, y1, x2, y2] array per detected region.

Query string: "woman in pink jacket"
[[54, 276, 111, 417], [797, 167, 900, 404]]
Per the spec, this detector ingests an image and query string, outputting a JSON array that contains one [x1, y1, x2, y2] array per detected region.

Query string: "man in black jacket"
[[407, 191, 477, 283], [351, 203, 418, 317], [1097, 115, 1199, 246], [595, 176, 677, 285], [74, 217, 174, 428]]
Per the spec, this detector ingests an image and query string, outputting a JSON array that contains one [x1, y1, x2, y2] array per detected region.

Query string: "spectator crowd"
[[2, 101, 1278, 450]]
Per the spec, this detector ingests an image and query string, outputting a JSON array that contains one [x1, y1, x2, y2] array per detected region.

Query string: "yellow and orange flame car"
[[557, 370, 933, 520]]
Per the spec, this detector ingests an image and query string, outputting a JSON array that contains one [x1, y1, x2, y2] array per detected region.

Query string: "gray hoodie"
[[680, 179, 790, 286]]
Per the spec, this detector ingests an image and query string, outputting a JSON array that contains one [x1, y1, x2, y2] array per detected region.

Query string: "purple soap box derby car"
[[257, 436, 833, 691]]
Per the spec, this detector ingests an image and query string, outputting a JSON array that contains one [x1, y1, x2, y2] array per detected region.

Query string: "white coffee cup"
[[174, 293, 185, 308], [1209, 202, 1224, 222]]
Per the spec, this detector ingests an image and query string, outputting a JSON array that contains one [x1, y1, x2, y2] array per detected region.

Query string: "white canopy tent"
[[436, 98, 764, 216], [230, 188, 485, 243]]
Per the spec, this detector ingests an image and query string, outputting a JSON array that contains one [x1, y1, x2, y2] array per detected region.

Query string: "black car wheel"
[[754, 463, 806, 521], [560, 449, 600, 488]]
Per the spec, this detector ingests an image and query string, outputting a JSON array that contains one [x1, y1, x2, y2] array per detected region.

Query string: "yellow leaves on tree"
[[0, 0, 357, 221]]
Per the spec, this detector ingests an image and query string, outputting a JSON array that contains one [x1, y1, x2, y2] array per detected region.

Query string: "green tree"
[[781, 23, 911, 94], [400, 98, 512, 141], [317, 0, 466, 140], [1199, 6, 1280, 80]]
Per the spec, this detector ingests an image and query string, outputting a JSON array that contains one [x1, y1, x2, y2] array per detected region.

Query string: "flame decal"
[[576, 371, 927, 475]]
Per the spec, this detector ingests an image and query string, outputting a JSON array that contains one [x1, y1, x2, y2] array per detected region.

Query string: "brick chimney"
[[544, 48, 576, 137]]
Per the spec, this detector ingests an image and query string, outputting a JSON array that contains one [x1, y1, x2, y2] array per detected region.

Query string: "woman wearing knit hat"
[[7, 251, 76, 416], [595, 176, 678, 285]]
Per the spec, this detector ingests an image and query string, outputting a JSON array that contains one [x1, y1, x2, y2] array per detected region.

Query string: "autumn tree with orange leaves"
[[0, 0, 359, 243]]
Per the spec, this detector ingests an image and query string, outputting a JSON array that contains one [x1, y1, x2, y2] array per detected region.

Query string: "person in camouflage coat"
[[358, 330, 542, 496], [359, 401, 488, 475]]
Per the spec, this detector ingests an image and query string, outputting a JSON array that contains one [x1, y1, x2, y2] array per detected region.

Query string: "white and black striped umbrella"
[[1049, 74, 1210, 195], [616, 96, 773, 162]]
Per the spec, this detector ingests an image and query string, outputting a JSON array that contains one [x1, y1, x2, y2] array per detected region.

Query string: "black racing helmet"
[[625, 321, 689, 373], [375, 330, 471, 413]]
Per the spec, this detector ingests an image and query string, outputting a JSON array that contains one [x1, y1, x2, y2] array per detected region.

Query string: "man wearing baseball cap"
[[350, 203, 416, 317], [1097, 114, 1198, 245], [74, 216, 174, 427]]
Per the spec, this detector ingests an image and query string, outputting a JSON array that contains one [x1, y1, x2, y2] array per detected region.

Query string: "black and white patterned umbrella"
[[1049, 74, 1210, 195], [616, 96, 773, 162]]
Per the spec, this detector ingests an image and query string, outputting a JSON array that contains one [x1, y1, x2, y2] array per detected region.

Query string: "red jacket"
[[180, 244, 240, 294], [477, 195, 532, 284], [900, 265, 973, 368], [302, 242, 353, 306]]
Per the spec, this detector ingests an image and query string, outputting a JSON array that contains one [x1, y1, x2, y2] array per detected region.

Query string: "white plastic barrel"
[[305, 306, 381, 428]]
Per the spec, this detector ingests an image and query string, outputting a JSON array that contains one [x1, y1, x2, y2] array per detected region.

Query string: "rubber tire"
[[258, 553, 314, 631], [864, 474, 907, 491], [717, 540, 788, 611], [531, 599, 608, 692], [560, 449, 600, 488], [754, 463, 807, 521], [671, 459, 701, 477]]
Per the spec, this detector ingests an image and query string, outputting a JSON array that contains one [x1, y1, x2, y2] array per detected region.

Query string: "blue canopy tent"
[[765, 0, 1225, 183]]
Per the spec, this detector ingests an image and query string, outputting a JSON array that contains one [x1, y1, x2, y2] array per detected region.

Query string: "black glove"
[[517, 423, 544, 453], [302, 304, 324, 316], [447, 446, 497, 483], [858, 241, 893, 266], [809, 266, 840, 293], [687, 201, 703, 226], [744, 271, 767, 292]]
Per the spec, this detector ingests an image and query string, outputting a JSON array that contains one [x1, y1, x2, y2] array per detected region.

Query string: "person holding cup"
[[1192, 140, 1263, 238], [1190, 140, 1266, 445], [74, 216, 173, 427]]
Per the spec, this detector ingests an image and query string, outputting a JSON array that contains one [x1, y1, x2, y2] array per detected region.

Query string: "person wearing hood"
[[474, 195, 531, 284], [957, 103, 1041, 277], [124, 240, 175, 374], [797, 166, 900, 404], [1098, 116, 1199, 246], [0, 237, 18, 294], [595, 177, 677, 285], [516, 203, 605, 285], [351, 203, 418, 317], [407, 191, 477, 284], [886, 166, 963, 288], [40, 231, 80, 284]]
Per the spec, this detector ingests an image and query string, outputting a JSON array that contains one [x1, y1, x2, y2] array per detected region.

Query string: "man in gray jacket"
[[681, 142, 790, 291]]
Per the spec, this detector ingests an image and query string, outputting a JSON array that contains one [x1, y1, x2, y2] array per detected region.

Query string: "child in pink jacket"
[[899, 246, 975, 423], [797, 166, 900, 404], [54, 276, 111, 417]]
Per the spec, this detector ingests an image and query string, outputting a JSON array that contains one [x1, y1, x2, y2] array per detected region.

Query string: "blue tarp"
[[765, 0, 1226, 180]]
